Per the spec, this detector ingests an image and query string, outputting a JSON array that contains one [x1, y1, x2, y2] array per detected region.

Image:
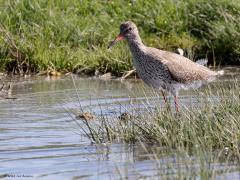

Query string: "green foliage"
[[76, 80, 240, 158], [0, 0, 239, 74]]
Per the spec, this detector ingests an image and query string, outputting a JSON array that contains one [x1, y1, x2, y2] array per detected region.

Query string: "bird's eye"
[[124, 27, 132, 33]]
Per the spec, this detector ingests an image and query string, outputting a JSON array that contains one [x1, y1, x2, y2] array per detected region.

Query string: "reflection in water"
[[0, 69, 240, 179]]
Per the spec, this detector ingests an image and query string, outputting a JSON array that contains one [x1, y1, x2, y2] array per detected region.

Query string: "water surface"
[[0, 67, 240, 179]]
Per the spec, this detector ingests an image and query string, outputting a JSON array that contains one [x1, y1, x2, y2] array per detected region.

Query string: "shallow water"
[[0, 67, 240, 179]]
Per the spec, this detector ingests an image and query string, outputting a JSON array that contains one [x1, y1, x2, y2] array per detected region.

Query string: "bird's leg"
[[174, 95, 179, 112], [161, 90, 171, 111], [161, 90, 167, 103]]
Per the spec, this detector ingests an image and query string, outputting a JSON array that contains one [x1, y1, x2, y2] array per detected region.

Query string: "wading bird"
[[108, 21, 223, 111]]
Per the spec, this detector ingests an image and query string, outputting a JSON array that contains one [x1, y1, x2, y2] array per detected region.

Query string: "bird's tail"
[[216, 70, 224, 76]]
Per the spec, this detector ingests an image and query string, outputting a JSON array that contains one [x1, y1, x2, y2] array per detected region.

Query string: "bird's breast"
[[132, 55, 173, 89]]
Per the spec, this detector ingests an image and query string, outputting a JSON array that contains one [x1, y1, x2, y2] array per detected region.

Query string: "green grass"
[[70, 78, 240, 178], [113, 143, 240, 179], [0, 0, 240, 75], [74, 79, 240, 160]]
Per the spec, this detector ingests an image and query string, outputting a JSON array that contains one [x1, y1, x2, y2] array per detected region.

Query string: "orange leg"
[[174, 95, 179, 112]]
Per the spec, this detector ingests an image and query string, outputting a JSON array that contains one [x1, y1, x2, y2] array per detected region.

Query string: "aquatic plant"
[[0, 0, 240, 75], [69, 77, 240, 179], [73, 78, 240, 161]]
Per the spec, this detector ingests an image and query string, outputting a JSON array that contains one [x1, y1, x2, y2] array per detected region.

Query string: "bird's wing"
[[149, 48, 217, 83]]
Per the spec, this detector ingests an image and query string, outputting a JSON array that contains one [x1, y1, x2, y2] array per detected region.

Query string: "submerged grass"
[[73, 79, 240, 160], [113, 141, 240, 179], [0, 0, 240, 75], [70, 78, 240, 178]]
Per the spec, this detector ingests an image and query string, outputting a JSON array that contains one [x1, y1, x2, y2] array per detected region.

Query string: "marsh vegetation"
[[75, 78, 240, 152], [1, 0, 240, 178], [0, 0, 240, 75], [0, 74, 240, 179], [71, 76, 240, 178]]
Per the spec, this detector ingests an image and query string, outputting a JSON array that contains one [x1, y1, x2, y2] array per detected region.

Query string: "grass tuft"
[[73, 79, 240, 160], [0, 0, 240, 74]]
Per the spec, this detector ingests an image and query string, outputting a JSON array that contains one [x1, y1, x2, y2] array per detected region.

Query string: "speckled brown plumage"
[[109, 21, 224, 111]]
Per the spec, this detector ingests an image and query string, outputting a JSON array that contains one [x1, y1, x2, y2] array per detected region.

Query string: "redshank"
[[108, 21, 224, 111]]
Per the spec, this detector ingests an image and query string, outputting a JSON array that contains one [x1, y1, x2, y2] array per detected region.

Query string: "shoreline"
[[1, 1, 240, 75], [1, 65, 240, 79]]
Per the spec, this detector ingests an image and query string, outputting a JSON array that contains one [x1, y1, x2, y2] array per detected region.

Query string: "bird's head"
[[108, 21, 139, 49]]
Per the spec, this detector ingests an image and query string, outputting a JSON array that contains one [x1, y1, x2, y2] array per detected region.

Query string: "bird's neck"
[[127, 35, 145, 55]]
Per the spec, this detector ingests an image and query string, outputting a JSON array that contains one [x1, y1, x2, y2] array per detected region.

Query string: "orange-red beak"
[[108, 34, 124, 49]]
